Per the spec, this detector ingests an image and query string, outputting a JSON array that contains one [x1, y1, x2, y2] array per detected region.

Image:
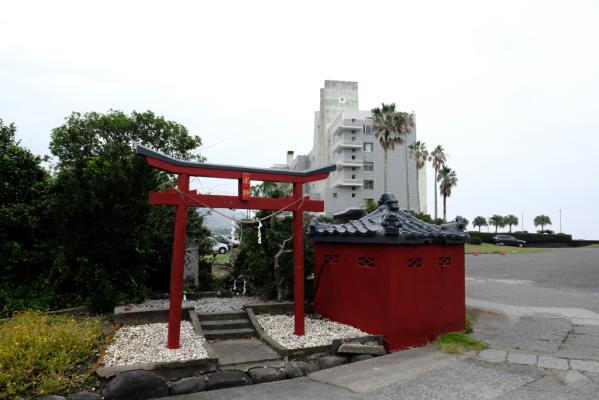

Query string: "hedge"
[[467, 232, 572, 244]]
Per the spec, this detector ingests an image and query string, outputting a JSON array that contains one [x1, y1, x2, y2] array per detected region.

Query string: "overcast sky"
[[2, 0, 598, 239]]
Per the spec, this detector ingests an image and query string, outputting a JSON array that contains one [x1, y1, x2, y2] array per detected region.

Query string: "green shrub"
[[0, 311, 103, 399], [469, 236, 482, 245], [467, 231, 572, 243]]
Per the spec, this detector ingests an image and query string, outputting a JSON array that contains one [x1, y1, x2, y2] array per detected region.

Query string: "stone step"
[[197, 311, 247, 321], [204, 328, 256, 340], [201, 319, 253, 330]]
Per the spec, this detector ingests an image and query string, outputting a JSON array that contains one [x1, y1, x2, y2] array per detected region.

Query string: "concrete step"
[[201, 319, 253, 330], [204, 328, 256, 340], [197, 311, 247, 321]]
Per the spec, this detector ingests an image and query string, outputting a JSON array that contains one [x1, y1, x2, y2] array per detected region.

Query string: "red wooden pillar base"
[[293, 182, 305, 336], [167, 174, 189, 349]]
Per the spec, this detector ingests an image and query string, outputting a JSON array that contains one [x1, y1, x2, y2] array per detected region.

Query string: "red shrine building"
[[309, 193, 469, 351]]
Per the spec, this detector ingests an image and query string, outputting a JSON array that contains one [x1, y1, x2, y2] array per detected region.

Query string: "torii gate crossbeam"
[[137, 145, 335, 349]]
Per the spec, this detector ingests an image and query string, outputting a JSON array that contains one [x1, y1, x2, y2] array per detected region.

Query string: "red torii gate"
[[136, 145, 335, 349]]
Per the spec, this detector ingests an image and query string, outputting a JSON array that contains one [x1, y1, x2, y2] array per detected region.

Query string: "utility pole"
[[559, 209, 562, 233]]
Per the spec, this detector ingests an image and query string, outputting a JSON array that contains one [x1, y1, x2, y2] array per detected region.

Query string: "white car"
[[209, 238, 229, 254]]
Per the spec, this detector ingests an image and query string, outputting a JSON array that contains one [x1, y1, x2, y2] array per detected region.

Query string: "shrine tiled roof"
[[309, 193, 469, 245]]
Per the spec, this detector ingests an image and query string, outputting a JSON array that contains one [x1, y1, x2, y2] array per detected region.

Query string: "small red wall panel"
[[313, 242, 465, 351]]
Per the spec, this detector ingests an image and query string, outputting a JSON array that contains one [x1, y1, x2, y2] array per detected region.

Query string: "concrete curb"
[[475, 348, 599, 373], [246, 305, 385, 358], [467, 297, 599, 326]]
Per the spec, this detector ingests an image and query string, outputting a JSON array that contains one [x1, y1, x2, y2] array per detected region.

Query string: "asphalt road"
[[466, 247, 599, 293]]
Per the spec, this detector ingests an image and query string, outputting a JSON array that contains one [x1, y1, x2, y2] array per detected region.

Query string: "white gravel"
[[121, 296, 270, 313], [102, 322, 209, 367], [194, 296, 267, 313], [256, 314, 370, 349]]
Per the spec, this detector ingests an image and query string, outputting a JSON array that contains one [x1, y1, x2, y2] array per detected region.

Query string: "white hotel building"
[[280, 80, 426, 218]]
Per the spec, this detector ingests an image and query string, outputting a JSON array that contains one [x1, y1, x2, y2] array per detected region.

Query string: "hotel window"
[[363, 161, 374, 171], [363, 142, 373, 152], [363, 125, 373, 135], [352, 193, 356, 198], [333, 192, 338, 198], [364, 180, 374, 189]]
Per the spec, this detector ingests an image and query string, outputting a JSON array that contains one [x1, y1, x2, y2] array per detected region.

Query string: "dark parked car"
[[492, 234, 526, 247]]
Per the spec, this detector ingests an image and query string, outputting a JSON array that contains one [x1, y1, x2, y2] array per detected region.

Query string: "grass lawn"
[[585, 244, 599, 248], [202, 253, 231, 264], [465, 243, 547, 254]]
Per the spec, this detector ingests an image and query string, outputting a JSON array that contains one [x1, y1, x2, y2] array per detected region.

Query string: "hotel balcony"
[[333, 179, 363, 188], [333, 140, 363, 153], [331, 124, 362, 136], [336, 158, 363, 169]]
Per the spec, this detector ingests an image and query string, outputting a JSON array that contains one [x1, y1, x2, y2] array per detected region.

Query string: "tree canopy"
[[534, 215, 552, 232], [473, 216, 488, 232], [489, 215, 505, 233], [437, 166, 458, 222], [371, 103, 415, 193], [0, 120, 53, 315], [47, 110, 210, 311], [504, 215, 519, 233]]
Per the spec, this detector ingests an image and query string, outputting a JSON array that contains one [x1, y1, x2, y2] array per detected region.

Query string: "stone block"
[[478, 349, 507, 362], [103, 371, 168, 400], [350, 354, 375, 363], [169, 377, 207, 395], [338, 342, 387, 356], [318, 355, 348, 369], [206, 370, 252, 390], [570, 359, 599, 373], [507, 352, 538, 366], [248, 367, 287, 383], [69, 392, 101, 400], [538, 356, 569, 370], [283, 360, 320, 378]]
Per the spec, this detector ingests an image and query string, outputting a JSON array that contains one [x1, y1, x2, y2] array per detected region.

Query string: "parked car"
[[214, 234, 239, 248], [492, 234, 526, 247], [209, 237, 229, 254]]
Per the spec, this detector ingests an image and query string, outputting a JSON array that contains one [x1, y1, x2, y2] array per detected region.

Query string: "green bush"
[[0, 311, 103, 399], [469, 236, 482, 245], [467, 231, 572, 244]]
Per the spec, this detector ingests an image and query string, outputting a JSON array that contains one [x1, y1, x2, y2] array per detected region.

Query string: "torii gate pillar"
[[292, 182, 305, 335]]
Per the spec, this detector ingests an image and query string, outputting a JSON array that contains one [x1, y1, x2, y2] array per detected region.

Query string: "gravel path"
[[102, 322, 209, 367], [256, 314, 370, 349]]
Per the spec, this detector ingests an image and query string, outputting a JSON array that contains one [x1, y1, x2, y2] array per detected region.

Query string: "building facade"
[[283, 80, 426, 218]]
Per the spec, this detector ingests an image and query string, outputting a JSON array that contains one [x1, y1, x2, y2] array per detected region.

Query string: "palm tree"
[[437, 166, 457, 222], [489, 215, 505, 233], [409, 141, 428, 213], [534, 215, 552, 232], [473, 216, 487, 232], [504, 215, 519, 233], [371, 103, 415, 195], [429, 145, 447, 220]]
